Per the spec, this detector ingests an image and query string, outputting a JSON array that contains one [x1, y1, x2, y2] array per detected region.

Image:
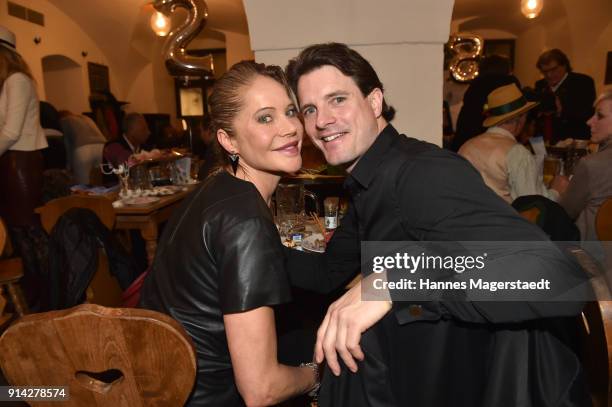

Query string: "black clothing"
[[101, 135, 133, 185], [46, 208, 137, 310], [512, 195, 581, 241], [286, 125, 590, 406], [451, 74, 521, 152], [535, 72, 596, 142], [140, 171, 292, 406]]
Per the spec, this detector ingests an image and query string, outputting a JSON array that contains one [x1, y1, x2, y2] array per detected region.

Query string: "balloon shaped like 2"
[[447, 34, 483, 83], [154, 0, 215, 79]]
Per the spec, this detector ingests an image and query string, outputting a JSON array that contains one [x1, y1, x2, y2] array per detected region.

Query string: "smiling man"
[[284, 43, 590, 407]]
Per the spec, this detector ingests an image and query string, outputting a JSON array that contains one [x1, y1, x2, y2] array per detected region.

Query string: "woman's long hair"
[[0, 47, 33, 90]]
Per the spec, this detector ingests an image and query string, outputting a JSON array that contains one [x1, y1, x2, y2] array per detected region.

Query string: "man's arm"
[[284, 201, 360, 294], [391, 151, 586, 325], [506, 144, 561, 201]]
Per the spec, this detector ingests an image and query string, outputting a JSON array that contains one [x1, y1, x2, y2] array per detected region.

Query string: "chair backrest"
[[37, 195, 123, 308], [596, 198, 612, 241], [571, 247, 612, 407], [0, 218, 6, 256], [37, 195, 115, 235], [0, 304, 196, 406]]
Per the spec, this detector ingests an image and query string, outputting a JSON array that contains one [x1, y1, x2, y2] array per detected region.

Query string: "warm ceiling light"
[[521, 0, 543, 19], [150, 11, 171, 36]]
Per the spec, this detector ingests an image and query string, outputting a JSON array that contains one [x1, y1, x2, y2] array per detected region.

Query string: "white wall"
[[0, 0, 112, 112], [454, 0, 612, 94], [42, 60, 86, 114], [244, 0, 455, 145]]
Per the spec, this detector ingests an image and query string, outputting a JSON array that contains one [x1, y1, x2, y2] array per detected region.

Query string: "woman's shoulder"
[[5, 72, 33, 86], [200, 171, 272, 221]]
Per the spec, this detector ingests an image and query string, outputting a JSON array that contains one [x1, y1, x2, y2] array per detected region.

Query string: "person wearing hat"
[[459, 83, 568, 204], [0, 25, 48, 308]]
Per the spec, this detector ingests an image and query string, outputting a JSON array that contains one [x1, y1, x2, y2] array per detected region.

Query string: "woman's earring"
[[229, 153, 239, 175]]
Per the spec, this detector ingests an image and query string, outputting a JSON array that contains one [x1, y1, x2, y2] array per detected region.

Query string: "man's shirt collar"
[[552, 72, 568, 93], [346, 124, 399, 190]]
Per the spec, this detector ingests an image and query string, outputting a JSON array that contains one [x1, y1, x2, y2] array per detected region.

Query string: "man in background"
[[459, 83, 568, 203], [59, 111, 107, 184], [102, 112, 150, 184], [535, 48, 595, 143]]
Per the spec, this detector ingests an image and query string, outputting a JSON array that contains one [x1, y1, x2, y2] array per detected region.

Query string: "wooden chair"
[[0, 304, 196, 406], [36, 195, 124, 307], [0, 218, 28, 324], [596, 198, 612, 241], [570, 247, 612, 407]]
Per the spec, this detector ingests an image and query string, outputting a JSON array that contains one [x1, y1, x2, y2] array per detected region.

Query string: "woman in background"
[[560, 88, 612, 242], [0, 26, 48, 309], [0, 25, 47, 226], [140, 61, 318, 406]]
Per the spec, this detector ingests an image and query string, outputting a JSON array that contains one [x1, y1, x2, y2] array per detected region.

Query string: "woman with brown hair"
[[0, 26, 47, 227], [0, 26, 48, 309], [140, 61, 319, 406]]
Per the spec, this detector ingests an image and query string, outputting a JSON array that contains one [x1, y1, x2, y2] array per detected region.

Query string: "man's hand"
[[550, 174, 570, 194], [314, 276, 392, 376]]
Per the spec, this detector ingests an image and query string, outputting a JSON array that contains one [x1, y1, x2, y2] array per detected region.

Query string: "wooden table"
[[113, 186, 196, 266]]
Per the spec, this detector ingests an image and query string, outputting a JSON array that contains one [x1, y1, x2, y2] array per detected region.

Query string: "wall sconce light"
[[150, 11, 171, 36], [81, 51, 88, 58], [521, 0, 543, 19], [33, 36, 41, 45]]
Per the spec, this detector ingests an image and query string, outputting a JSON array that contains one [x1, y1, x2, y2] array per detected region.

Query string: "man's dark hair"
[[286, 42, 396, 122], [536, 48, 572, 72]]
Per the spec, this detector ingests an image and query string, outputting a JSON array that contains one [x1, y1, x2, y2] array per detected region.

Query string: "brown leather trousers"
[[0, 150, 44, 227]]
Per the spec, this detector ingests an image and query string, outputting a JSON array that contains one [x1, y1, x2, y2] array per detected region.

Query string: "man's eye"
[[333, 96, 346, 104], [302, 107, 315, 116], [257, 115, 272, 124]]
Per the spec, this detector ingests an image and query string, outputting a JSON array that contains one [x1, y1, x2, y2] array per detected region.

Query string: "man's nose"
[[316, 106, 335, 130]]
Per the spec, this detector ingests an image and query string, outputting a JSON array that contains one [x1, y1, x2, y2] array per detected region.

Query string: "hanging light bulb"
[[521, 0, 544, 19], [150, 11, 171, 36]]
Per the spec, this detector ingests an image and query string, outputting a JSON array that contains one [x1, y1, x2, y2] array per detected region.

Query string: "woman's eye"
[[286, 107, 297, 117], [257, 114, 272, 124]]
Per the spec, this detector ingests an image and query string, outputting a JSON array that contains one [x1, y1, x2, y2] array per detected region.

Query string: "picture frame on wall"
[[483, 39, 516, 70]]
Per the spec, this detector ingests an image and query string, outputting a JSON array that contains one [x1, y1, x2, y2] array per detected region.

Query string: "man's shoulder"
[[566, 71, 594, 86], [389, 134, 472, 175]]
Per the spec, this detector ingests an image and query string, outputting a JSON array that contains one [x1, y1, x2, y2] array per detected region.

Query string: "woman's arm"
[[224, 306, 317, 407], [0, 73, 32, 155], [559, 159, 590, 219]]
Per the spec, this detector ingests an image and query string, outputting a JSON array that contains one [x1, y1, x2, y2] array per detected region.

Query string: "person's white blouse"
[[0, 72, 47, 156]]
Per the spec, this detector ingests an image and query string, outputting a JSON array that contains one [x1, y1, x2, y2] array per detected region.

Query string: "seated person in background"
[[102, 112, 150, 183], [534, 48, 596, 143], [459, 84, 567, 203], [451, 54, 521, 152], [139, 61, 318, 406], [39, 101, 66, 170], [560, 89, 612, 243], [59, 111, 107, 184]]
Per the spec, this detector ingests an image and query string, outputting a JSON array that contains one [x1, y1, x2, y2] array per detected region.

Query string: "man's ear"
[[217, 129, 237, 155], [367, 88, 384, 118]]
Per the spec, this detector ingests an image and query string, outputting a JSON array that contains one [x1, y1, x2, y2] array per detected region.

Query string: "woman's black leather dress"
[[140, 170, 291, 406]]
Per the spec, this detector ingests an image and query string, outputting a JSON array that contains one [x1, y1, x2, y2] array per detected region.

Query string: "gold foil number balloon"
[[447, 34, 483, 82], [154, 0, 214, 79]]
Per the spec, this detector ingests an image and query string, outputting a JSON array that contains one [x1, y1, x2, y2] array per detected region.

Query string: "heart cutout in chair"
[[75, 368, 124, 394]]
